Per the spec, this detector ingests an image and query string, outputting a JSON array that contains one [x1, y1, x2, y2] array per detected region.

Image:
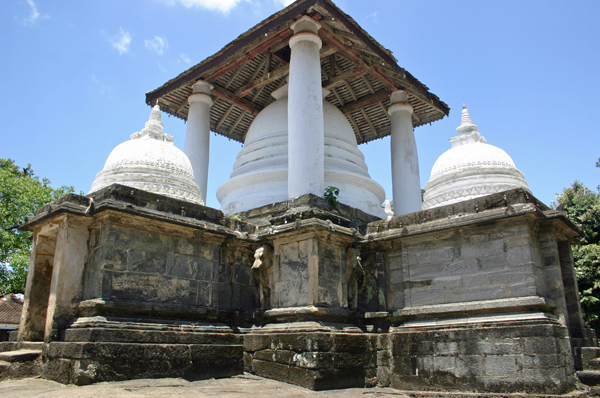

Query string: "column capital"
[[388, 90, 412, 116], [290, 15, 321, 34], [192, 80, 213, 95], [388, 102, 413, 117], [289, 31, 322, 50], [188, 92, 213, 107]]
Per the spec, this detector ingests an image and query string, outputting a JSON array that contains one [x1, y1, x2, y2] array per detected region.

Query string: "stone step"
[[0, 349, 42, 363], [580, 347, 600, 371], [588, 358, 600, 371], [577, 370, 600, 387], [20, 342, 44, 350], [64, 327, 242, 345]]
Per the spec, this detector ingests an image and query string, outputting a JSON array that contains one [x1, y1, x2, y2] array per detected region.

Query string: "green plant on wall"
[[324, 186, 340, 207]]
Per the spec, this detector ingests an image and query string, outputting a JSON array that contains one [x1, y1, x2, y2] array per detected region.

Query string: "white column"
[[184, 80, 213, 204], [389, 90, 421, 215], [287, 16, 324, 199]]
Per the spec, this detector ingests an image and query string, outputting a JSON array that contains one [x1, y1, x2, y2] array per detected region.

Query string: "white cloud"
[[364, 11, 378, 24], [275, 0, 295, 7], [111, 28, 132, 55], [145, 36, 169, 55], [92, 75, 113, 96], [160, 0, 247, 13], [179, 53, 191, 64], [18, 0, 49, 26]]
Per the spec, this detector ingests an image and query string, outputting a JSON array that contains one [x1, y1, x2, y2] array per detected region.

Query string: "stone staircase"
[[577, 347, 600, 387], [0, 342, 43, 381]]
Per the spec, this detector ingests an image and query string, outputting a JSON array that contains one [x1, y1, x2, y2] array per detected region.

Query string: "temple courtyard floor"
[[0, 374, 598, 398]]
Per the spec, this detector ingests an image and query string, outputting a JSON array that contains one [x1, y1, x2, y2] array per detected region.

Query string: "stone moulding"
[[11, 184, 596, 393]]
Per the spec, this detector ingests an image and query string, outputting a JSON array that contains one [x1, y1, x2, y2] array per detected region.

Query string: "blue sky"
[[2, 0, 599, 209]]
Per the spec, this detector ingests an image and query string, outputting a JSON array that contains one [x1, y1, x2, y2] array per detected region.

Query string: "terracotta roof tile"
[[0, 294, 24, 325]]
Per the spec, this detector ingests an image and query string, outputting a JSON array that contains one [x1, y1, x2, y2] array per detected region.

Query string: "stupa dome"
[[422, 106, 528, 209], [90, 104, 204, 205], [217, 85, 386, 218]]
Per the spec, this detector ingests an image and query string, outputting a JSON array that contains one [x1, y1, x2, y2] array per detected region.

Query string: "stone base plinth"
[[389, 318, 576, 394], [244, 324, 378, 390], [42, 318, 243, 385]]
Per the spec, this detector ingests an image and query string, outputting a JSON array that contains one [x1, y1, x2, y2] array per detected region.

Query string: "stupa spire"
[[456, 104, 478, 135], [461, 104, 474, 126], [130, 103, 173, 143]]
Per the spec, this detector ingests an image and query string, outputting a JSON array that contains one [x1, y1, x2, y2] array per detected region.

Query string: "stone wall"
[[385, 220, 544, 310], [389, 320, 575, 394], [82, 212, 257, 313]]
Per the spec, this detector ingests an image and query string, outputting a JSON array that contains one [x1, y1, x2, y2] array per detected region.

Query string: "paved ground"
[[0, 374, 410, 398], [0, 374, 597, 398]]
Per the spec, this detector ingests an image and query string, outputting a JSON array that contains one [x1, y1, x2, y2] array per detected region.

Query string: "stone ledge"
[[20, 184, 257, 238], [364, 188, 580, 242], [74, 299, 252, 320], [264, 306, 349, 318], [393, 296, 553, 318]]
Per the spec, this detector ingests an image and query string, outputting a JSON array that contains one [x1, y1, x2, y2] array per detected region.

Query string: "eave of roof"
[[146, 0, 450, 145]]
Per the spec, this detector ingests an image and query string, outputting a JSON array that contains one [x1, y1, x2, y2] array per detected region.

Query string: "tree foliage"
[[556, 172, 600, 334], [0, 158, 74, 294]]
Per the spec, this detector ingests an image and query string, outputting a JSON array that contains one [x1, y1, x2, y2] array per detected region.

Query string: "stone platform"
[[7, 185, 597, 394]]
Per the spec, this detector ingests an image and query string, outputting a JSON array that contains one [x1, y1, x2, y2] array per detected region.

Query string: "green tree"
[[556, 169, 600, 334], [0, 158, 74, 294]]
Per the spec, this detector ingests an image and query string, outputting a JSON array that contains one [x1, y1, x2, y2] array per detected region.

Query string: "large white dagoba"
[[422, 106, 528, 209], [90, 104, 204, 205], [217, 84, 387, 218]]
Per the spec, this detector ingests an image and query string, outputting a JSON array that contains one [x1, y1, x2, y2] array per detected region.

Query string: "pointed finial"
[[149, 102, 162, 123], [452, 102, 485, 145], [461, 105, 473, 127]]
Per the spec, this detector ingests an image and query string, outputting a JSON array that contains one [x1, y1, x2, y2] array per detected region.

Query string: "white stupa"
[[90, 104, 204, 205], [217, 85, 387, 218], [422, 105, 528, 209]]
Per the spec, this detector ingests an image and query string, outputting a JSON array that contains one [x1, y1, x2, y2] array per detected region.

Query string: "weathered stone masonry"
[[9, 185, 597, 393]]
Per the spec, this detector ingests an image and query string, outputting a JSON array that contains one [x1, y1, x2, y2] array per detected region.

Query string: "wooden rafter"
[[211, 84, 261, 115], [322, 66, 365, 90], [230, 110, 246, 134], [344, 81, 357, 102], [216, 104, 235, 131], [235, 64, 290, 98], [207, 27, 293, 81], [225, 65, 245, 90], [319, 29, 397, 91], [341, 90, 389, 114], [360, 108, 377, 137]]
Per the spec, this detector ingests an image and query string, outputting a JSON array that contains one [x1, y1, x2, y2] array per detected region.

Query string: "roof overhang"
[[146, 0, 450, 145]]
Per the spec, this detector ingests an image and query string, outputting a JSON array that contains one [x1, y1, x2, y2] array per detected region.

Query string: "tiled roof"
[[0, 294, 24, 325]]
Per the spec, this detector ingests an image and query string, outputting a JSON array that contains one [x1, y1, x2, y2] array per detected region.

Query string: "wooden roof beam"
[[319, 44, 337, 59], [211, 84, 261, 115], [216, 104, 235, 131], [341, 90, 389, 114], [207, 27, 293, 81], [322, 66, 365, 90], [318, 29, 398, 91], [235, 64, 290, 98], [230, 110, 246, 136], [360, 108, 378, 137]]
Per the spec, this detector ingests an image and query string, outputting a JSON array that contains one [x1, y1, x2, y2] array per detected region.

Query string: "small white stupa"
[[422, 105, 528, 209], [217, 85, 387, 218], [90, 104, 204, 205]]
